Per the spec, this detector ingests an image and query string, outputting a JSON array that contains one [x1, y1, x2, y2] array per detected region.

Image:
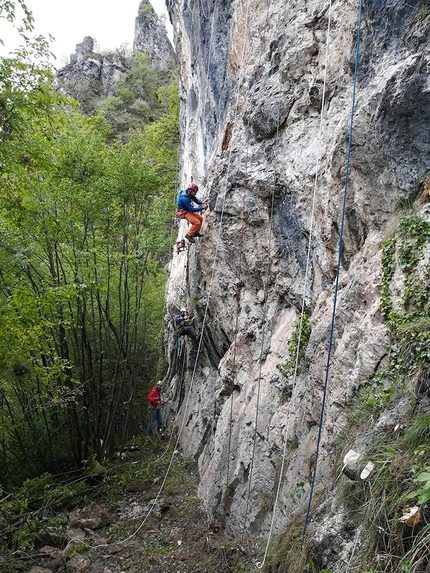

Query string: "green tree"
[[143, 81, 180, 181], [96, 52, 176, 140], [0, 0, 71, 180], [0, 110, 178, 484], [0, 0, 179, 489]]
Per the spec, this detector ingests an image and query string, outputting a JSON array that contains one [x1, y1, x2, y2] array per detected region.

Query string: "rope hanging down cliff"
[[239, 0, 279, 540], [301, 0, 363, 548], [88, 0, 220, 550], [256, 0, 335, 568]]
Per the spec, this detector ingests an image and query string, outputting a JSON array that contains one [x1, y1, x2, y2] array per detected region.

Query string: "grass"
[[333, 393, 430, 572], [400, 414, 430, 448], [416, 4, 430, 22], [259, 491, 274, 515], [262, 510, 309, 573]]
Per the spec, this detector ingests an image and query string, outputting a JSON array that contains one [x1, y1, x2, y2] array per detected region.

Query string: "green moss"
[[259, 491, 274, 515], [139, 4, 154, 17], [277, 314, 311, 378], [381, 216, 430, 376]]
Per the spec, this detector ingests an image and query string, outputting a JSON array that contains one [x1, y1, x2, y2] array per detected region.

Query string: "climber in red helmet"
[[177, 183, 208, 243]]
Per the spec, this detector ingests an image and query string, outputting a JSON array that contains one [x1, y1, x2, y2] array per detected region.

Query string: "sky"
[[0, 0, 173, 67]]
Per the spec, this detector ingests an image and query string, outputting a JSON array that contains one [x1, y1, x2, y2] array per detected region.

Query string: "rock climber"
[[174, 308, 199, 343], [177, 183, 208, 243], [146, 380, 163, 435]]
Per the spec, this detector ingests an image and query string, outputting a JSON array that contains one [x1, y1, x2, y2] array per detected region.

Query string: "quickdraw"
[[175, 239, 186, 254]]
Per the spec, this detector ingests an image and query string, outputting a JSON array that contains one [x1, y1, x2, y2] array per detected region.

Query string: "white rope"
[[88, 0, 256, 542], [174, 0, 256, 526], [256, 0, 333, 568]]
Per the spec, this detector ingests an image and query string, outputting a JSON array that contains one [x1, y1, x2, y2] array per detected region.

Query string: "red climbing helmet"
[[187, 183, 199, 193]]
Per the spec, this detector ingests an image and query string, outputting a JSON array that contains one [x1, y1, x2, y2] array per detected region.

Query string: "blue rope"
[[301, 0, 363, 546]]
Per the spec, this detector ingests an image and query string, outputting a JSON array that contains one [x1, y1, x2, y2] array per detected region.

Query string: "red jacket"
[[148, 386, 161, 408]]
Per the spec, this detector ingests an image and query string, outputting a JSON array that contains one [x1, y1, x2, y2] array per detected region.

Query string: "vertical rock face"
[[165, 0, 430, 541], [134, 0, 176, 71]]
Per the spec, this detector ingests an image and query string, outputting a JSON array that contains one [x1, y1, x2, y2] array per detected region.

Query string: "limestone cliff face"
[[165, 0, 430, 546]]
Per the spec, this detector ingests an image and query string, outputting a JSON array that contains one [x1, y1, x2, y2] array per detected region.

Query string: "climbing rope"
[[239, 0, 285, 542], [301, 0, 363, 548], [255, 0, 335, 568], [173, 0, 255, 528], [141, 0, 361, 561], [224, 78, 251, 522]]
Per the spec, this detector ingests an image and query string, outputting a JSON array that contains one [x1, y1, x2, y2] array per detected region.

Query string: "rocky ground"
[[1, 435, 264, 573]]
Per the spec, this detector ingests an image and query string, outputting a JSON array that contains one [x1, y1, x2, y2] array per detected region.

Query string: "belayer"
[[146, 380, 163, 435], [177, 183, 208, 243]]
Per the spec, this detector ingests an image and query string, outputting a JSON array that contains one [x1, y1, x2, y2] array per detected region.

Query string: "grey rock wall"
[[165, 0, 430, 541], [54, 36, 127, 104], [134, 0, 176, 71]]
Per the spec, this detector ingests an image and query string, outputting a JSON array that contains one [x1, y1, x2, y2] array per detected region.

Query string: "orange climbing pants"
[[185, 211, 203, 236]]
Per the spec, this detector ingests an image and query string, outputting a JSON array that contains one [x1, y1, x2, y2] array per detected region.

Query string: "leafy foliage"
[[139, 4, 154, 17], [98, 53, 162, 138], [0, 108, 178, 485], [380, 216, 430, 377], [54, 44, 177, 141], [405, 467, 430, 504], [0, 2, 179, 488], [277, 313, 311, 378], [0, 2, 71, 167]]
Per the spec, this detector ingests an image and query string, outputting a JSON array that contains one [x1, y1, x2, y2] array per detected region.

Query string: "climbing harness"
[[175, 239, 186, 255]]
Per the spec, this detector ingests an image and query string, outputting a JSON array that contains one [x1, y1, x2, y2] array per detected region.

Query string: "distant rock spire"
[[133, 0, 176, 72], [73, 36, 94, 63]]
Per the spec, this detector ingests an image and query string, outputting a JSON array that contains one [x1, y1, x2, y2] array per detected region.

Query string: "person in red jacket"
[[146, 380, 163, 435]]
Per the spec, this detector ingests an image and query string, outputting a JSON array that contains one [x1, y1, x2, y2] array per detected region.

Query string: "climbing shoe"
[[194, 232, 204, 238], [185, 234, 195, 243]]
